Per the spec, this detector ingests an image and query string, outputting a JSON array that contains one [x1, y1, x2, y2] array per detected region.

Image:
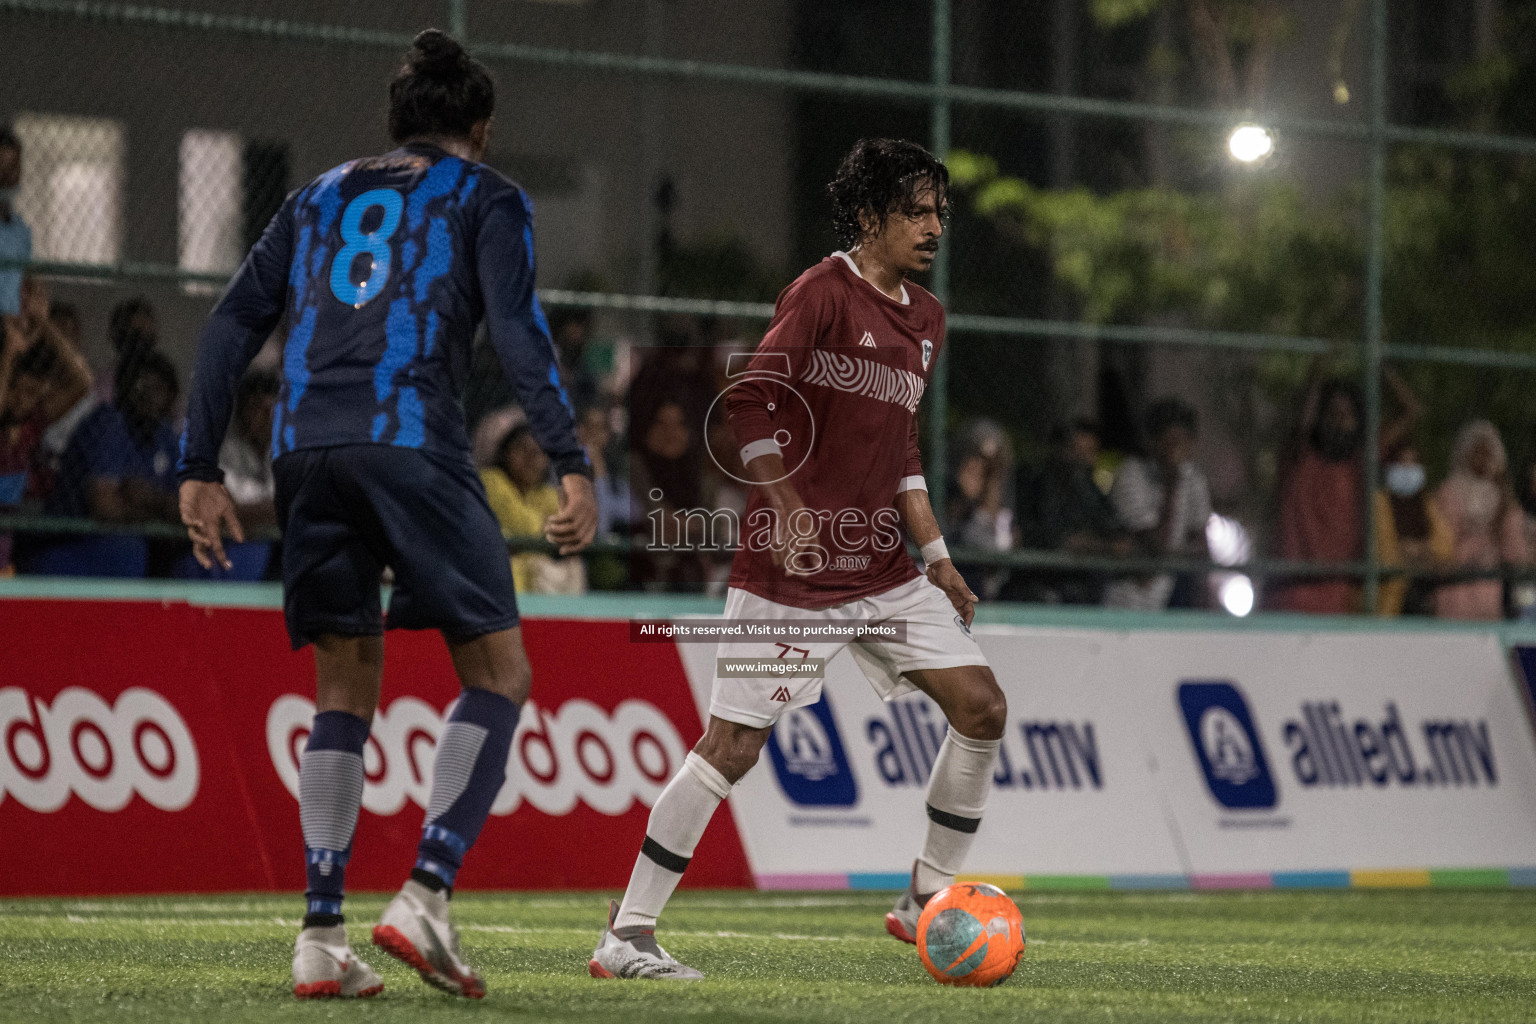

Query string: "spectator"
[[701, 412, 748, 596], [108, 296, 159, 401], [574, 401, 629, 590], [20, 352, 180, 577], [946, 419, 1015, 601], [172, 370, 279, 581], [550, 308, 600, 412], [576, 402, 629, 536], [1515, 457, 1536, 620], [629, 394, 708, 589], [1270, 361, 1420, 614], [0, 318, 37, 570], [48, 301, 81, 349], [0, 126, 28, 318], [1103, 398, 1212, 610], [1375, 441, 1453, 617], [0, 280, 95, 570], [481, 421, 585, 594], [117, 351, 182, 519], [35, 296, 101, 500], [1434, 420, 1526, 620], [1015, 418, 1130, 604]]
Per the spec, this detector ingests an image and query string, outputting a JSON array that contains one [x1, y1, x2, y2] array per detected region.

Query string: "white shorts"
[[709, 575, 990, 729]]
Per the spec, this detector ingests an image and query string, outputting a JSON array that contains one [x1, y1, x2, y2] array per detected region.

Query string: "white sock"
[[613, 751, 732, 934], [913, 727, 1000, 895]]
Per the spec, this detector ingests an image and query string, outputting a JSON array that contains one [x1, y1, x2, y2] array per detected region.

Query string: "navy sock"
[[300, 710, 370, 925], [415, 689, 519, 889]]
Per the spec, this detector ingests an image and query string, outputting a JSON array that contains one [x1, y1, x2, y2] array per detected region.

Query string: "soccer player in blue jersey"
[[176, 30, 597, 1001]]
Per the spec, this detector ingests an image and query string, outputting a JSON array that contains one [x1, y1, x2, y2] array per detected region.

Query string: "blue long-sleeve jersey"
[[178, 142, 590, 483]]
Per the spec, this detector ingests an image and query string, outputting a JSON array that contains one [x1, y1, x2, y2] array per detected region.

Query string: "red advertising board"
[[0, 599, 751, 896]]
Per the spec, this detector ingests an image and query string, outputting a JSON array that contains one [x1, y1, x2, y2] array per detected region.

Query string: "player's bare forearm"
[[742, 451, 817, 575], [896, 485, 977, 624], [894, 486, 942, 548], [741, 452, 799, 507], [544, 473, 598, 555]]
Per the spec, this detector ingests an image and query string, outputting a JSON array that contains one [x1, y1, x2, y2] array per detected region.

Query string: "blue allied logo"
[[1177, 681, 1278, 810], [767, 698, 858, 807]]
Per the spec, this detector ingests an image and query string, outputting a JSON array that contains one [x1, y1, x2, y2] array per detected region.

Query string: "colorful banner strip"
[[754, 868, 1536, 891]]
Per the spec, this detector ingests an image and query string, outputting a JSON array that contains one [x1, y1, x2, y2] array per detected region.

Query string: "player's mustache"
[[915, 240, 939, 252]]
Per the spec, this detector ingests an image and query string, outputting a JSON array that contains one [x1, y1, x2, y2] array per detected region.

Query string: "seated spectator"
[[0, 126, 29, 318], [0, 319, 39, 570], [576, 402, 629, 536], [19, 352, 181, 577], [0, 280, 95, 571], [551, 309, 601, 413], [946, 419, 1015, 601], [481, 421, 585, 595], [1103, 398, 1212, 610], [1270, 362, 1419, 614], [1434, 420, 1525, 620], [172, 370, 279, 581], [629, 394, 708, 590], [33, 296, 101, 494], [47, 301, 81, 349], [1375, 441, 1453, 617], [107, 295, 160, 401], [1015, 418, 1130, 604], [574, 401, 629, 590], [700, 412, 748, 596]]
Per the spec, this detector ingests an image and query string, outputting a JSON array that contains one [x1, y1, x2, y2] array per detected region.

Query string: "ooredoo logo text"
[[267, 695, 688, 817], [0, 687, 200, 812]]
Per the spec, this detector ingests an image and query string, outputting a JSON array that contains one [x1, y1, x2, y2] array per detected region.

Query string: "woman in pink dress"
[[1434, 420, 1526, 620]]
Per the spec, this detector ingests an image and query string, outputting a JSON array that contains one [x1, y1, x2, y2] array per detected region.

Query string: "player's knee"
[[495, 656, 533, 704], [952, 681, 1007, 741], [694, 722, 768, 785], [715, 742, 762, 785], [464, 650, 531, 703]]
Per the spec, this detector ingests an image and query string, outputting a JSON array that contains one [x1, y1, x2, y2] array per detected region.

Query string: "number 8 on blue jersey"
[[329, 188, 404, 308]]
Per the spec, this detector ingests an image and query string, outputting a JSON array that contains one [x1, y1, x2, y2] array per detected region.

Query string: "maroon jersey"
[[725, 254, 944, 608]]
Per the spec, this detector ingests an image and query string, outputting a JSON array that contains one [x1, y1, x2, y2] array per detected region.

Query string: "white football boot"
[[292, 925, 383, 999], [371, 879, 485, 998], [588, 900, 704, 980]]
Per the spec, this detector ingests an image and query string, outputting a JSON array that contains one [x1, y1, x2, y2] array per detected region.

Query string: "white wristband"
[[920, 538, 949, 569]]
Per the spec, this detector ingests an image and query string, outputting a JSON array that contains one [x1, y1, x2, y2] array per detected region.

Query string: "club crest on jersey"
[[858, 330, 877, 348], [921, 339, 933, 370]]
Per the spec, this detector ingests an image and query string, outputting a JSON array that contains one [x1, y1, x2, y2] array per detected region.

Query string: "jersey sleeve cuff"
[[553, 453, 595, 480], [897, 475, 927, 494], [176, 461, 225, 485], [739, 438, 783, 466]]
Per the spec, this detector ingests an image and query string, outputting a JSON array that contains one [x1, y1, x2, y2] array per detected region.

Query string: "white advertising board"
[[675, 624, 1536, 884]]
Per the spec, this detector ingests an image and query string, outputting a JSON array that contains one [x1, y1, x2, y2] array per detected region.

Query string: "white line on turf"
[[12, 915, 1102, 947], [19, 915, 890, 943]]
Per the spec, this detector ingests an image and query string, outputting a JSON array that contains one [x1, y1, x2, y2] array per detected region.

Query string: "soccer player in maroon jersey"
[[590, 139, 1006, 980]]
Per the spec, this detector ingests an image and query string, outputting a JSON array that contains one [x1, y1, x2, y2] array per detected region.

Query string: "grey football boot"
[[372, 878, 485, 998], [588, 900, 704, 980], [885, 862, 934, 944]]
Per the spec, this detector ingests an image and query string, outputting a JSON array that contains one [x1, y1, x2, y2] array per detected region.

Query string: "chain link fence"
[[3, 0, 1536, 619]]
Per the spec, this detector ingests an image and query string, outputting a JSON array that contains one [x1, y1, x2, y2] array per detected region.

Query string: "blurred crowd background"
[[6, 0, 1536, 619]]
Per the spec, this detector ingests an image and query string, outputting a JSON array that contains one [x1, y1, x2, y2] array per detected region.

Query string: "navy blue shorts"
[[272, 444, 519, 650]]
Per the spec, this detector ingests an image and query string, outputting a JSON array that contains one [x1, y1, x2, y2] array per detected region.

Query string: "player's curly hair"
[[388, 29, 496, 143], [827, 138, 950, 250]]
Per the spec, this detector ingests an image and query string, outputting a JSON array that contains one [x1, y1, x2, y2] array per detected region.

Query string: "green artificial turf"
[[2, 889, 1533, 1023]]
